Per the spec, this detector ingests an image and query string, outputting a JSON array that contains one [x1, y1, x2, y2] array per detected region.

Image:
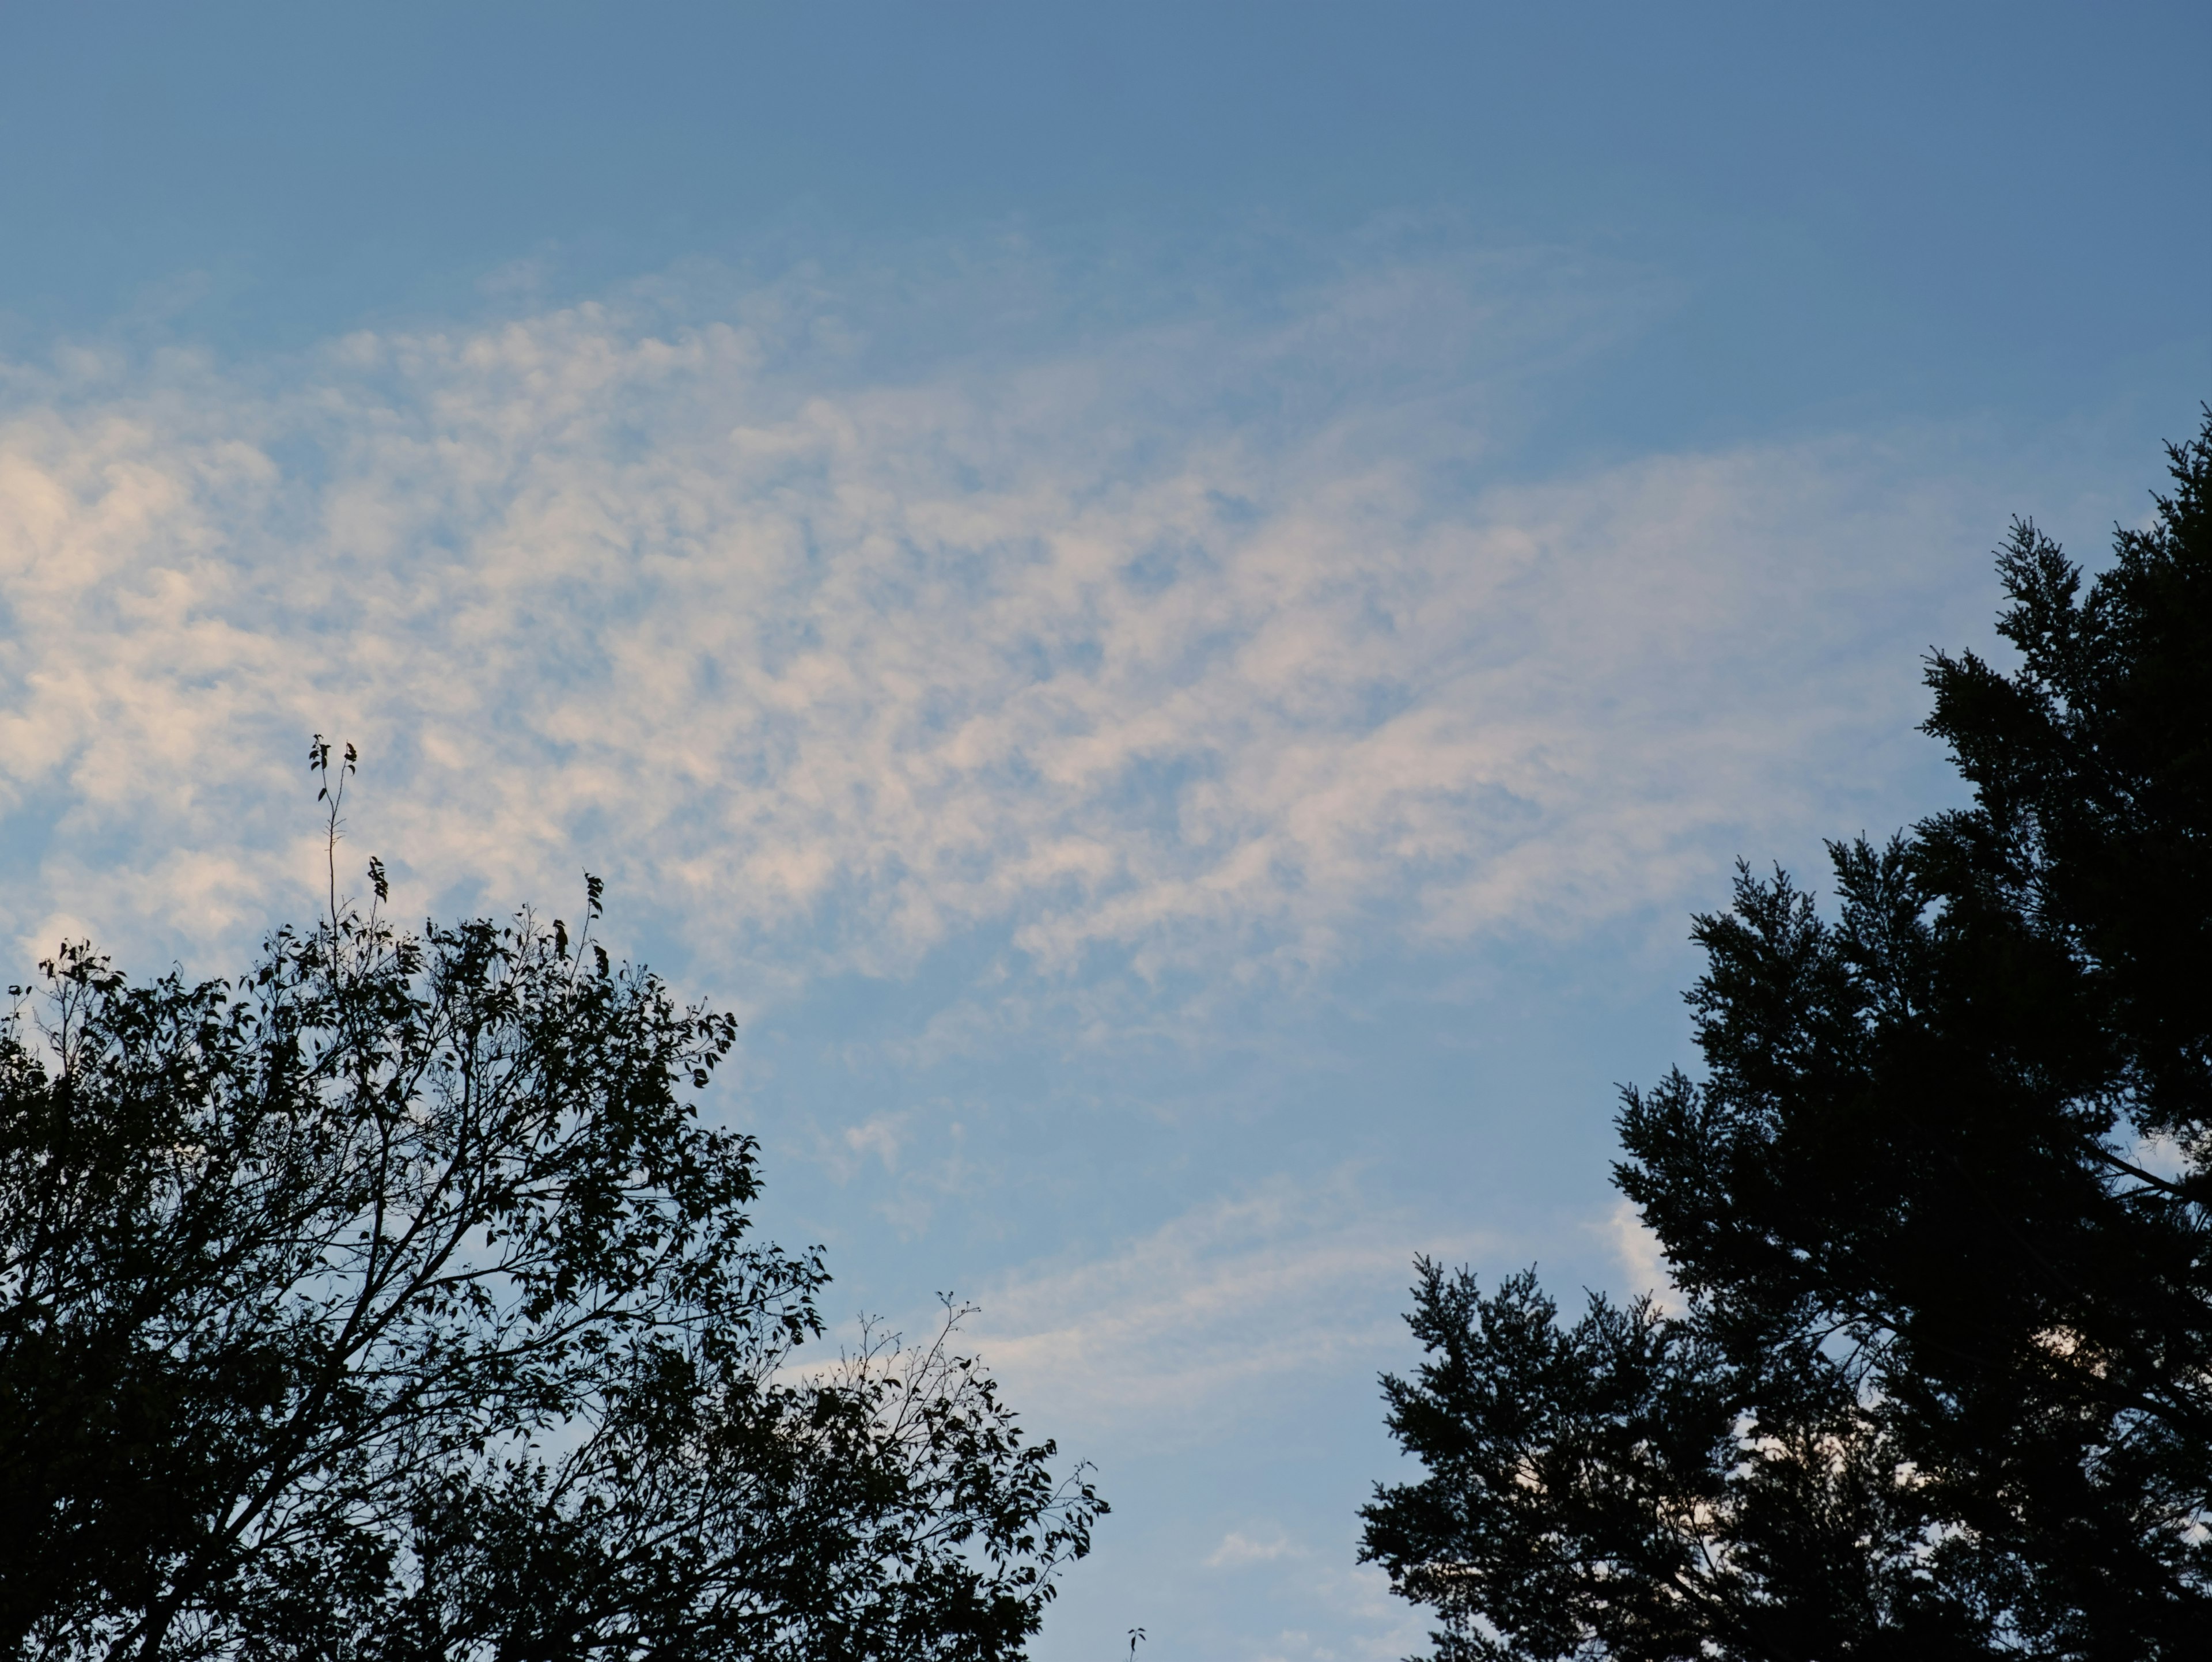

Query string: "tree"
[[1361, 412, 2212, 1660], [0, 744, 1101, 1661]]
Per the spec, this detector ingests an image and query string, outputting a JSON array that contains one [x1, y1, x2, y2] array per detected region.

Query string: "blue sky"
[[2, 6, 2207, 1657]]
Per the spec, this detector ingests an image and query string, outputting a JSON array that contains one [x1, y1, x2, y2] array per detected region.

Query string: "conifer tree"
[[1363, 414, 2212, 1660]]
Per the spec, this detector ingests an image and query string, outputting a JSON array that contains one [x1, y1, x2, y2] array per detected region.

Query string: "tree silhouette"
[[1363, 412, 2212, 1659], [0, 755, 1100, 1661]]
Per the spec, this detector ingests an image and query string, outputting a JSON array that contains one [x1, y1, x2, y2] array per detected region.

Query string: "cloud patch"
[[0, 258, 1983, 1006], [1206, 1531, 1305, 1569], [964, 1172, 1487, 1445]]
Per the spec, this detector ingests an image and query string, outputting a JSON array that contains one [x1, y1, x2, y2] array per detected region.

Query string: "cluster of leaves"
[[1363, 412, 2212, 1659], [0, 847, 1099, 1660]]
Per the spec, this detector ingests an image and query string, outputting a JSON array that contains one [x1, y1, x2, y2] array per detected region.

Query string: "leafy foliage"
[[0, 773, 1100, 1660], [1362, 413, 2212, 1659]]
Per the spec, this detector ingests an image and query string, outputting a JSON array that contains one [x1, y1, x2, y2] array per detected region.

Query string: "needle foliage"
[[1363, 414, 2212, 1660]]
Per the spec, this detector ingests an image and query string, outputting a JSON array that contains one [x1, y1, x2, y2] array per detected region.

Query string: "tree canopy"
[[0, 749, 1100, 1661], [1362, 412, 2212, 1660]]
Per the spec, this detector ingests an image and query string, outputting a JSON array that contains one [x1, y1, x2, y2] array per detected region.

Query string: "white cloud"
[[1206, 1531, 1305, 1569], [806, 1110, 913, 1186], [1210, 1562, 1430, 1662], [963, 1172, 1482, 1444], [0, 257, 1986, 1004], [1603, 1198, 1685, 1315], [838, 1111, 908, 1171]]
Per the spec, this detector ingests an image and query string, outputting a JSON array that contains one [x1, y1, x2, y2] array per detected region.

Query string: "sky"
[[2, 5, 2207, 1657]]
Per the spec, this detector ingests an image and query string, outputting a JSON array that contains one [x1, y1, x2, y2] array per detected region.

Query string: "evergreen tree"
[[1362, 414, 2212, 1660]]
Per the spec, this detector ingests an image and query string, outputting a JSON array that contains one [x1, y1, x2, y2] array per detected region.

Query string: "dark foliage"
[[1362, 413, 2212, 1659], [0, 754, 1100, 1661]]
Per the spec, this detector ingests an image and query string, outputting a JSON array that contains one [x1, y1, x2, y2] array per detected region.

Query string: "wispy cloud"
[[1209, 1561, 1430, 1662], [1206, 1531, 1305, 1569], [0, 253, 1985, 1010], [964, 1171, 1486, 1445], [1603, 1198, 1685, 1315]]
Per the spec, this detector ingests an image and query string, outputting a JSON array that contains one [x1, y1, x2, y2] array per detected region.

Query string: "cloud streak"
[[965, 1171, 1472, 1445]]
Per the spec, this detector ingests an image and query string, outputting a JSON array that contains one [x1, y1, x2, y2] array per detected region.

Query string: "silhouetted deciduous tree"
[[1363, 412, 2212, 1660], [0, 745, 1100, 1661]]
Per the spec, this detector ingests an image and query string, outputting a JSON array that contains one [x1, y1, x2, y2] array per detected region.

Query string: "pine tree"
[[1362, 414, 2212, 1660]]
